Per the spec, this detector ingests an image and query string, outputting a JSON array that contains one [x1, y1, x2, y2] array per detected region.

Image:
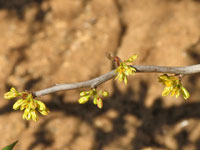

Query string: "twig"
[[33, 64, 200, 97]]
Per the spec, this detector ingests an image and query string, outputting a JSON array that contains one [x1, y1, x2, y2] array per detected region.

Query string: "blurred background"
[[0, 0, 200, 150]]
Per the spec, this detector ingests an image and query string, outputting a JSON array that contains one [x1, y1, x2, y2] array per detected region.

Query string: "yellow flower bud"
[[97, 98, 103, 109], [13, 99, 24, 110], [102, 91, 109, 97], [23, 108, 30, 120], [30, 110, 38, 122], [4, 87, 18, 100], [158, 74, 190, 99], [20, 101, 28, 110], [126, 54, 138, 62], [181, 86, 190, 99], [78, 96, 90, 104], [115, 59, 136, 85], [29, 100, 37, 110], [123, 75, 128, 85], [39, 108, 50, 115], [93, 97, 97, 105], [80, 91, 87, 96], [35, 100, 47, 111], [162, 86, 172, 96]]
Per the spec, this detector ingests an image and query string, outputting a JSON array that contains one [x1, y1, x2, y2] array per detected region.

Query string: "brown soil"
[[0, 0, 200, 150]]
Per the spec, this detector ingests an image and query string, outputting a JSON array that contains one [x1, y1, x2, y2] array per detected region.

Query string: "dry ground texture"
[[1, 0, 200, 150]]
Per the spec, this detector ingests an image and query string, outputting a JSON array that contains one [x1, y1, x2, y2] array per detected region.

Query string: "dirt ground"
[[0, 0, 200, 150]]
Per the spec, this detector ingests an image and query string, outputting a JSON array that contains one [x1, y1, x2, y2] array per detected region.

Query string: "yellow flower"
[[102, 91, 109, 97], [78, 89, 109, 109], [23, 108, 38, 122], [4, 87, 50, 121], [4, 87, 19, 99], [13, 94, 49, 121], [158, 74, 190, 99], [115, 54, 137, 85], [13, 99, 28, 110], [97, 98, 103, 109], [125, 54, 138, 63], [115, 62, 136, 84], [35, 100, 50, 115], [78, 96, 90, 104]]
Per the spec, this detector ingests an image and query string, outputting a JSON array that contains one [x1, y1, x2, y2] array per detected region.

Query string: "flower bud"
[[93, 97, 97, 105], [102, 91, 109, 97], [4, 87, 18, 100], [127, 54, 138, 62], [181, 86, 190, 99], [36, 100, 47, 111], [80, 91, 87, 96], [97, 98, 103, 109], [13, 99, 24, 110], [78, 96, 90, 104], [39, 108, 50, 115]]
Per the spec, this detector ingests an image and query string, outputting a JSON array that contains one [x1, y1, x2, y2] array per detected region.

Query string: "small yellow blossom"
[[115, 54, 137, 84], [78, 96, 90, 104], [23, 108, 38, 122], [102, 91, 109, 97], [125, 54, 138, 63], [96, 98, 103, 109], [4, 87, 49, 121], [13, 96, 49, 122], [4, 87, 19, 99], [158, 74, 190, 99], [78, 89, 109, 109], [36, 100, 50, 115]]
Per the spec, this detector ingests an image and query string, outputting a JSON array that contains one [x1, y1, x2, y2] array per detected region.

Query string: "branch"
[[33, 64, 200, 97]]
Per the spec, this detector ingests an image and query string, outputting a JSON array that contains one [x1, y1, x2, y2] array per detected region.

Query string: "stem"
[[33, 64, 200, 97]]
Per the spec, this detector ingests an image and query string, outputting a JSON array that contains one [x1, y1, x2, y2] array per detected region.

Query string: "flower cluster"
[[115, 54, 137, 84], [158, 74, 190, 99], [78, 88, 109, 109], [4, 87, 49, 121]]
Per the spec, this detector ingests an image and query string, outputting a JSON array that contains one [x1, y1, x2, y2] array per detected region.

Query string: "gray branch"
[[33, 64, 200, 97]]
